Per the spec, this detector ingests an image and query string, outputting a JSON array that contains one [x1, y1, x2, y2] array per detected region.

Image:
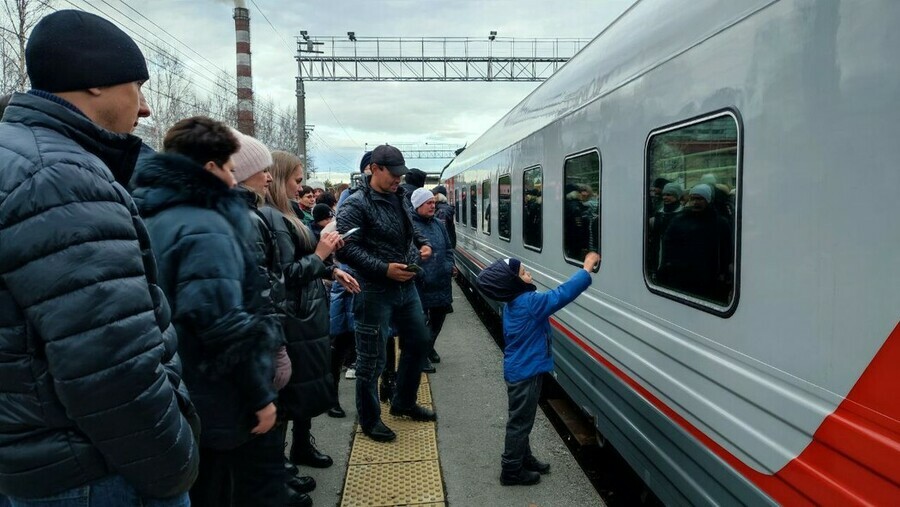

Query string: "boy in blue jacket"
[[476, 251, 600, 486]]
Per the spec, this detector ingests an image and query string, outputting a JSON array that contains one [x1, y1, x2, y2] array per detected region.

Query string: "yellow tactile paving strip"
[[341, 370, 445, 506]]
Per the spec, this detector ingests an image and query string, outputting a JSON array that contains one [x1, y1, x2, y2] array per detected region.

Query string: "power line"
[[248, 0, 293, 54]]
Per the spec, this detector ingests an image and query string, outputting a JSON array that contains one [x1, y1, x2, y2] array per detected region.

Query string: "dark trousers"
[[331, 331, 356, 390], [190, 425, 286, 507], [290, 417, 312, 457], [354, 281, 429, 430], [501, 375, 542, 472], [425, 305, 451, 351]]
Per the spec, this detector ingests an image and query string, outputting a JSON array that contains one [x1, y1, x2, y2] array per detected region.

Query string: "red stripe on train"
[[456, 245, 900, 504], [550, 308, 900, 505]]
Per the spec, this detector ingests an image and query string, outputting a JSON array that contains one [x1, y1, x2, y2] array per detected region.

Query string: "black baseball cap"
[[370, 145, 408, 176]]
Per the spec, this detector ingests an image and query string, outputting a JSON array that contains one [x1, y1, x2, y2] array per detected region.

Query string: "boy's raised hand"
[[582, 252, 600, 272]]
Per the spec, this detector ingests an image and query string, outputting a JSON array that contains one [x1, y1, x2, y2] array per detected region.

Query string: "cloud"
[[83, 0, 635, 172]]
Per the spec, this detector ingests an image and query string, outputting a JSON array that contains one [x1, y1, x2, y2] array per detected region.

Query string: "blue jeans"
[[354, 281, 430, 430], [502, 374, 543, 472], [7, 475, 190, 507]]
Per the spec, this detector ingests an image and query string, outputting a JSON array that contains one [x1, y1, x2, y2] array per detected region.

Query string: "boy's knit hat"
[[476, 258, 536, 302], [231, 129, 273, 182]]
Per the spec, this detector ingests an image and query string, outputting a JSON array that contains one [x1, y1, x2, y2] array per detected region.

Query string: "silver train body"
[[442, 0, 900, 504]]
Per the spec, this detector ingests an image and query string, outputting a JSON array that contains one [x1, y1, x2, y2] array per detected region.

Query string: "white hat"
[[411, 187, 435, 209]]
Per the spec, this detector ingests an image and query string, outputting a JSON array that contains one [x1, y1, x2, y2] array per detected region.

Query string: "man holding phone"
[[336, 145, 436, 443]]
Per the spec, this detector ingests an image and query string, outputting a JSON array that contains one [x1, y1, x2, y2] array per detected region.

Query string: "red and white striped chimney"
[[233, 2, 254, 136]]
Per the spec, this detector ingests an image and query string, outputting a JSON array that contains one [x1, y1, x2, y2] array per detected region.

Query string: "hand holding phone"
[[404, 264, 422, 273]]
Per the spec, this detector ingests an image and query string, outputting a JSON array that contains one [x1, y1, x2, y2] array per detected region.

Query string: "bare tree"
[[141, 45, 203, 150], [0, 0, 54, 93]]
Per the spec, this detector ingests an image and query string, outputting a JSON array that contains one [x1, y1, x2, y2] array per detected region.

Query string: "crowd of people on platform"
[[0, 9, 603, 506], [0, 9, 462, 507]]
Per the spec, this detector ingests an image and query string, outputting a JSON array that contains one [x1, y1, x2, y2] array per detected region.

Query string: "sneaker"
[[345, 367, 356, 379]]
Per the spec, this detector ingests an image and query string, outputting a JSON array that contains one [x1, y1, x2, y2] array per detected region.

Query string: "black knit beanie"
[[26, 10, 149, 93]]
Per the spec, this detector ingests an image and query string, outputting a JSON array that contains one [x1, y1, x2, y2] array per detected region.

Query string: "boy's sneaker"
[[500, 468, 541, 486], [524, 455, 551, 474], [345, 366, 356, 379]]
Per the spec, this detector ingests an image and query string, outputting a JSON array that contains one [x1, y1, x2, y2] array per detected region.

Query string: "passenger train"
[[441, 0, 900, 504]]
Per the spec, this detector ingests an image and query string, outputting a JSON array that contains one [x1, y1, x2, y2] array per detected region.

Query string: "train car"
[[442, 0, 900, 504]]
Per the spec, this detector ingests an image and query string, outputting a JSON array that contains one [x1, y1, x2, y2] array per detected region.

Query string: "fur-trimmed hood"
[[132, 153, 252, 241]]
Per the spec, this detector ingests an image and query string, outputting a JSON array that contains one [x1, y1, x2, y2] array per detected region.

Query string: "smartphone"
[[404, 264, 422, 273], [340, 227, 360, 240]]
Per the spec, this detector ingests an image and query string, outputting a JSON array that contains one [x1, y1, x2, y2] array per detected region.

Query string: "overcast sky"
[[64, 0, 634, 183]]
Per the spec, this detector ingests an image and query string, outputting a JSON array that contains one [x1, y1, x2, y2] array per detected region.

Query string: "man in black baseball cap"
[[370, 144, 409, 176], [335, 144, 436, 443]]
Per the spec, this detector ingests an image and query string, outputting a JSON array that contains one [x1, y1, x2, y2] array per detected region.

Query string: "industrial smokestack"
[[233, 5, 254, 136]]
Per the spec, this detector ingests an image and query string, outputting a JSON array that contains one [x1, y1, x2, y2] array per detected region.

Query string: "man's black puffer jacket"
[[132, 153, 281, 451], [0, 93, 199, 499], [335, 181, 430, 284], [260, 206, 335, 420]]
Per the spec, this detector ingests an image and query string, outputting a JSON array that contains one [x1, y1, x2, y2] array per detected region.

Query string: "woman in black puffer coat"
[[261, 151, 360, 469]]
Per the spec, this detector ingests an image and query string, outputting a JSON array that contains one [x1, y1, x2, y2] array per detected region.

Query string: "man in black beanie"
[[0, 9, 199, 504]]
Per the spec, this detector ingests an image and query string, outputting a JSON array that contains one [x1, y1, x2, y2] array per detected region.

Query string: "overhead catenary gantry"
[[294, 33, 590, 163]]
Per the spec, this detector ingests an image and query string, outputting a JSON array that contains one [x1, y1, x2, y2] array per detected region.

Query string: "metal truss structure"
[[363, 143, 464, 159], [294, 34, 589, 163], [296, 36, 589, 82]]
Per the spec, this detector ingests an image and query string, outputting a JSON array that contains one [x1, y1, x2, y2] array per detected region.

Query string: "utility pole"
[[296, 31, 322, 165]]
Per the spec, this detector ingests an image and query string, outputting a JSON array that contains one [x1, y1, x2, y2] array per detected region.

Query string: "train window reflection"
[[469, 184, 477, 229], [563, 151, 600, 265], [498, 174, 511, 241], [454, 188, 460, 223], [482, 180, 491, 235], [646, 112, 739, 311], [522, 166, 542, 250]]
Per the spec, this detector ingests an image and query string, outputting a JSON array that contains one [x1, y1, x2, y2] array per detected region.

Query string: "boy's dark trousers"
[[501, 374, 543, 472]]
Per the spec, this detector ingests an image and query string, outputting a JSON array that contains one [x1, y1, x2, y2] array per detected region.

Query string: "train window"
[[645, 111, 740, 313], [498, 174, 511, 241], [563, 151, 601, 267], [461, 186, 467, 225], [455, 188, 461, 223], [522, 166, 542, 251], [469, 184, 477, 229], [482, 180, 491, 235]]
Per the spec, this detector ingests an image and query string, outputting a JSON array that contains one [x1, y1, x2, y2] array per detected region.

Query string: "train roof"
[[442, 0, 777, 179]]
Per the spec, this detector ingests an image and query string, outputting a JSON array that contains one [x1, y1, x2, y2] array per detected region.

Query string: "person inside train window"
[[522, 167, 543, 249], [461, 187, 468, 225], [475, 251, 600, 486], [498, 175, 512, 240], [646, 182, 684, 282], [649, 177, 669, 215], [469, 183, 477, 228], [563, 183, 594, 260], [482, 180, 491, 235], [656, 184, 733, 304]]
